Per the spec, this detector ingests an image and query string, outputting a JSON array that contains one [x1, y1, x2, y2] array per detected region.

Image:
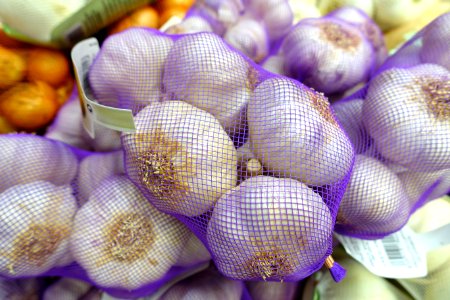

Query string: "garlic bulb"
[[328, 6, 387, 68], [0, 278, 39, 300], [336, 154, 410, 236], [159, 267, 243, 300], [246, 280, 298, 300], [77, 150, 125, 206], [331, 98, 371, 154], [407, 197, 450, 273], [363, 64, 450, 172], [207, 176, 333, 281], [247, 77, 353, 186], [381, 38, 422, 69], [70, 175, 189, 290], [0, 181, 77, 277], [165, 16, 213, 35], [43, 278, 92, 300], [237, 141, 263, 182], [317, 0, 374, 17], [122, 101, 237, 217], [261, 54, 286, 75], [174, 233, 211, 267], [89, 28, 173, 113], [280, 17, 374, 94], [163, 32, 255, 131], [224, 16, 269, 63], [419, 12, 450, 70], [0, 134, 78, 192]]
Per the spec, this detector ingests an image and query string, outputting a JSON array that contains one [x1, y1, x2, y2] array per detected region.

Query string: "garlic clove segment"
[[246, 280, 298, 300], [122, 100, 237, 217], [164, 16, 214, 35], [43, 278, 92, 300], [174, 233, 211, 267], [336, 155, 410, 237], [281, 17, 374, 94], [0, 181, 77, 277], [70, 175, 189, 290], [163, 32, 256, 132], [247, 77, 354, 186], [261, 53, 287, 75], [419, 12, 450, 70], [89, 28, 173, 113], [0, 134, 78, 192], [207, 175, 333, 281], [363, 64, 450, 172], [76, 150, 125, 206]]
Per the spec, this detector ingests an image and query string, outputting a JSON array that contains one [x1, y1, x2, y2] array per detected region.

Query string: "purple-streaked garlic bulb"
[[224, 16, 269, 63], [363, 64, 450, 172], [43, 278, 92, 300], [164, 16, 213, 35], [0, 134, 78, 192], [89, 28, 173, 113], [207, 176, 333, 281], [419, 12, 450, 70], [247, 77, 354, 186], [328, 6, 387, 69], [70, 175, 189, 290], [0, 181, 77, 277], [317, 0, 374, 17], [280, 17, 374, 94], [122, 101, 237, 217], [336, 155, 410, 237], [163, 32, 256, 131], [380, 38, 422, 70], [174, 233, 211, 267]]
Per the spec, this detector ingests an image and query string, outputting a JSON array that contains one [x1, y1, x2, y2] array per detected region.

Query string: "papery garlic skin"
[[207, 176, 333, 281], [281, 17, 374, 94], [363, 64, 450, 172], [224, 17, 269, 63], [43, 278, 92, 300], [174, 233, 211, 267], [163, 32, 254, 131], [336, 155, 410, 236], [71, 175, 189, 290], [165, 16, 214, 34], [77, 150, 125, 206], [246, 280, 298, 300], [89, 28, 173, 113], [247, 77, 353, 186], [122, 101, 237, 217], [261, 54, 286, 75], [419, 13, 450, 70], [0, 134, 78, 192], [317, 0, 374, 17], [0, 181, 77, 277]]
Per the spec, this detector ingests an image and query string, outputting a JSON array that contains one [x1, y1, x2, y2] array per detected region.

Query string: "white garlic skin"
[[0, 181, 77, 277], [0, 134, 78, 193], [207, 176, 333, 281], [164, 16, 214, 35], [362, 64, 450, 172], [281, 17, 374, 94], [261, 53, 287, 75], [337, 155, 410, 236], [122, 101, 237, 217], [246, 280, 298, 300], [89, 28, 173, 113], [76, 150, 125, 206], [317, 0, 374, 17], [71, 175, 189, 290], [43, 278, 92, 300], [381, 38, 422, 70], [419, 12, 450, 70], [247, 77, 354, 186], [174, 233, 211, 267], [224, 16, 269, 63], [163, 32, 252, 131]]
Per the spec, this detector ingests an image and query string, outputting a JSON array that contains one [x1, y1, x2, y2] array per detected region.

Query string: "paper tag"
[[71, 37, 136, 138], [335, 226, 427, 279]]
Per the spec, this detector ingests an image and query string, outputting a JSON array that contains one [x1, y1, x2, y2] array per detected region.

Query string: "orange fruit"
[[27, 48, 70, 87], [109, 6, 160, 35], [159, 7, 187, 28], [0, 114, 17, 134], [0, 46, 27, 89], [56, 77, 75, 107], [156, 0, 195, 12], [0, 26, 27, 48], [0, 81, 58, 131]]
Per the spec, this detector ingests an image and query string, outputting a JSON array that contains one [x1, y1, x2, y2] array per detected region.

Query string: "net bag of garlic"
[[87, 27, 355, 283], [330, 12, 450, 239]]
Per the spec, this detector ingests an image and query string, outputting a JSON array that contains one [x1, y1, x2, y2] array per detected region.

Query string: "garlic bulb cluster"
[[70, 175, 189, 290], [43, 278, 92, 300], [419, 12, 450, 70], [363, 64, 450, 172], [77, 150, 125, 206], [0, 134, 78, 192], [122, 101, 237, 217], [0, 181, 77, 277], [207, 176, 333, 281], [246, 280, 298, 300], [280, 17, 374, 94], [247, 77, 353, 186], [174, 233, 211, 267], [163, 32, 255, 131], [336, 155, 410, 236], [89, 28, 173, 113]]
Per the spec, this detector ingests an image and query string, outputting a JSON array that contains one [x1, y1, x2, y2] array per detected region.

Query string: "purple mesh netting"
[[88, 28, 354, 282], [331, 12, 450, 239]]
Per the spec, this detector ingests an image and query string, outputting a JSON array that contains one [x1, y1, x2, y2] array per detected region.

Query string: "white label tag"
[[71, 37, 136, 138], [335, 226, 428, 279]]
